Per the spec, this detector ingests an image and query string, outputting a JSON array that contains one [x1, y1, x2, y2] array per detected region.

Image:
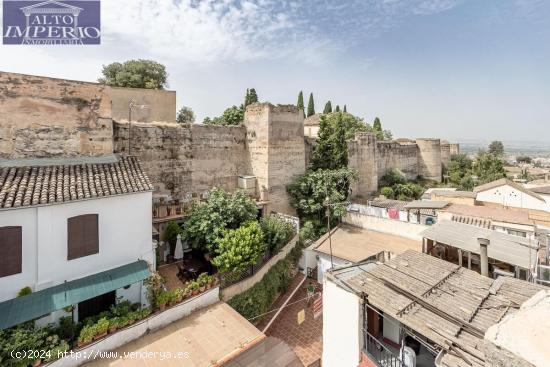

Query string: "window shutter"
[[68, 214, 99, 260], [0, 226, 22, 277]]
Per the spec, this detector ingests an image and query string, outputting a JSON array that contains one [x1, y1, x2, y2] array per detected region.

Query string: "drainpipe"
[[478, 238, 490, 277]]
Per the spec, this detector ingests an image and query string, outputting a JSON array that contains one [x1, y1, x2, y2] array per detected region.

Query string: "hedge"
[[227, 239, 304, 324]]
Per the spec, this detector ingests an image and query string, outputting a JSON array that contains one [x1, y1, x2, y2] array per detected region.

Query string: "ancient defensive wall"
[[0, 70, 458, 213]]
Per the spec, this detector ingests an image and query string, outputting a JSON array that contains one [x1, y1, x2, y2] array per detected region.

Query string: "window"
[[507, 229, 527, 238], [0, 226, 22, 277], [67, 214, 99, 260]]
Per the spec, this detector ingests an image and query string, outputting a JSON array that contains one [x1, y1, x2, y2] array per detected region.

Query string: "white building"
[[474, 178, 550, 212], [0, 155, 154, 328]]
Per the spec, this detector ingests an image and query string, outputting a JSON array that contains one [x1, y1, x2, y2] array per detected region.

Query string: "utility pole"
[[323, 171, 352, 270]]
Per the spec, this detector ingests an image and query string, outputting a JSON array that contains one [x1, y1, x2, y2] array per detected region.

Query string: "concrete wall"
[[109, 87, 176, 123], [322, 278, 362, 367], [221, 235, 299, 301], [0, 72, 113, 159], [343, 212, 428, 241], [477, 185, 550, 212], [48, 288, 220, 367], [0, 192, 153, 302], [113, 122, 247, 199]]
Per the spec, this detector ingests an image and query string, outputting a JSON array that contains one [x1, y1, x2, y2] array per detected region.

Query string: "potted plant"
[[140, 307, 152, 319], [108, 317, 120, 334], [189, 282, 199, 296], [77, 325, 94, 347], [156, 291, 170, 311], [175, 288, 185, 303], [93, 318, 109, 340]]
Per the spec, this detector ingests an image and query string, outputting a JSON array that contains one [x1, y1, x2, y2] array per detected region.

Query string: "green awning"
[[0, 260, 150, 329]]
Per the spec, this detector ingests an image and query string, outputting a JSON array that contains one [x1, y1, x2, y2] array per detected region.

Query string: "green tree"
[[287, 168, 357, 225], [260, 216, 295, 254], [297, 91, 305, 116], [212, 221, 266, 273], [311, 112, 368, 170], [379, 168, 407, 187], [323, 101, 332, 114], [183, 188, 258, 252], [473, 152, 506, 184], [203, 106, 244, 126], [343, 105, 347, 113], [516, 155, 532, 164], [176, 106, 195, 124], [488, 141, 505, 157], [335, 105, 340, 112], [245, 88, 259, 108], [307, 93, 315, 117], [98, 59, 167, 89]]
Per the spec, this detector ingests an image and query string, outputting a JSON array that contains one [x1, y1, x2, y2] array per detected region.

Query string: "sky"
[[0, 0, 549, 141]]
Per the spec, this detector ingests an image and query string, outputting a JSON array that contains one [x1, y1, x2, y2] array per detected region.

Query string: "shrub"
[[212, 221, 266, 274], [17, 287, 32, 297], [227, 240, 304, 324], [260, 216, 295, 254], [163, 221, 183, 256], [155, 291, 171, 308], [77, 325, 95, 345], [95, 318, 109, 336], [380, 186, 394, 198], [379, 169, 407, 187]]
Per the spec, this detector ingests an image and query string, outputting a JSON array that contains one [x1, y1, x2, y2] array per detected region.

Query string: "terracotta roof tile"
[[0, 156, 153, 210]]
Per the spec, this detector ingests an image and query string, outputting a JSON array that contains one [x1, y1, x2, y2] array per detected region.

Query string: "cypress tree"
[[335, 105, 340, 112], [373, 117, 382, 131], [307, 93, 315, 117], [249, 88, 258, 104], [323, 101, 332, 114], [244, 88, 250, 107], [343, 105, 347, 113], [297, 91, 305, 115]]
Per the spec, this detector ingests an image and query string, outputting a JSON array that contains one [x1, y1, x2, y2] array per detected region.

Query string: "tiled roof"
[[0, 156, 153, 210]]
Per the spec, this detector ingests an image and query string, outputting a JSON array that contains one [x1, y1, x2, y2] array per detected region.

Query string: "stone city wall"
[[113, 121, 247, 199], [376, 141, 419, 180], [109, 86, 176, 123], [0, 71, 112, 159]]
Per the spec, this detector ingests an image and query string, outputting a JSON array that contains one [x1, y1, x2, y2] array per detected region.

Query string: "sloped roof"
[[421, 220, 539, 269], [330, 250, 546, 367], [304, 113, 322, 126], [0, 156, 153, 210], [311, 224, 421, 262], [404, 200, 449, 210], [530, 186, 550, 195], [430, 189, 476, 199], [474, 178, 545, 202]]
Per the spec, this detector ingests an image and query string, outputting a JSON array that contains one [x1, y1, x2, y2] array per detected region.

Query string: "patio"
[[157, 257, 210, 290], [259, 274, 323, 367]]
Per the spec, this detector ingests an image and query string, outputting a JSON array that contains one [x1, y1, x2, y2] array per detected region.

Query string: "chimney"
[[478, 238, 490, 277]]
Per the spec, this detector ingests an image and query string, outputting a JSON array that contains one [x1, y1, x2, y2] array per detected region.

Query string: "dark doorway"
[[78, 291, 116, 322]]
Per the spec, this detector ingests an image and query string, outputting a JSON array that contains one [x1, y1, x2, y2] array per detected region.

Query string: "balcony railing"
[[364, 331, 403, 367]]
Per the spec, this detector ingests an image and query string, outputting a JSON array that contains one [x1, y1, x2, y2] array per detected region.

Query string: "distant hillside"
[[457, 140, 550, 158]]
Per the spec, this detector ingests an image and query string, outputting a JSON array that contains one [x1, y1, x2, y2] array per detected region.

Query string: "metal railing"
[[364, 331, 403, 367]]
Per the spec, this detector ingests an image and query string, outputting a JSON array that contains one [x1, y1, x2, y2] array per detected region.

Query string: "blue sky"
[[1, 0, 549, 141]]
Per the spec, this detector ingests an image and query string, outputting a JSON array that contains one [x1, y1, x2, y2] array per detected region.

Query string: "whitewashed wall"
[[477, 185, 549, 212], [343, 212, 428, 241], [46, 287, 219, 367], [0, 192, 153, 303], [322, 278, 362, 367]]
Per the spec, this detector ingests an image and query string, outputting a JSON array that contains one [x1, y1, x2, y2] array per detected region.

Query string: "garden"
[[161, 187, 298, 288]]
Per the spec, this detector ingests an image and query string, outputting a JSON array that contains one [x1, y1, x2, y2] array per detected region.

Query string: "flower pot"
[[192, 289, 199, 296], [94, 332, 107, 341], [33, 359, 42, 367], [159, 303, 166, 311], [206, 283, 212, 290], [77, 340, 89, 348], [109, 326, 117, 334], [199, 286, 206, 292]]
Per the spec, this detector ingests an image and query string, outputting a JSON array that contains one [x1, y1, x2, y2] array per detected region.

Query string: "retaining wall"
[[47, 287, 219, 367], [221, 235, 300, 301]]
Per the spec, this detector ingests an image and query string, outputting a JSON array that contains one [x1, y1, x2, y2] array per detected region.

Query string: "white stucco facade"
[[0, 192, 154, 304], [322, 278, 362, 367], [476, 184, 550, 212]]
